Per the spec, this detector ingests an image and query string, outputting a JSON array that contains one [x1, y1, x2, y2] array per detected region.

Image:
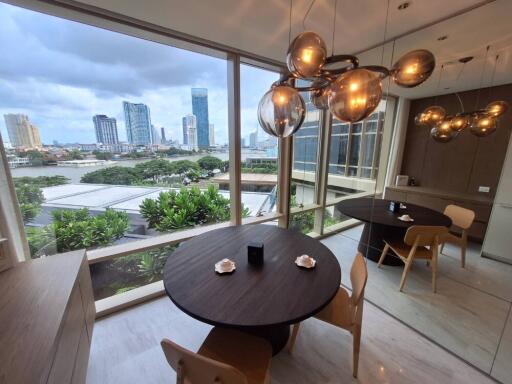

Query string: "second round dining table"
[[163, 224, 341, 354]]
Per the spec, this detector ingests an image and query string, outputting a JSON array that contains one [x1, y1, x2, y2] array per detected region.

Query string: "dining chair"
[[288, 252, 368, 378], [440, 204, 475, 268], [377, 225, 448, 293], [161, 327, 272, 384]]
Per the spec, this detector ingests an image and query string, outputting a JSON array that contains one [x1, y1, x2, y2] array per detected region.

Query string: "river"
[[11, 150, 267, 183]]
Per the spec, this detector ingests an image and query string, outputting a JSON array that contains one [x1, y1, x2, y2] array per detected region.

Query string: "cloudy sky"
[[0, 2, 279, 146]]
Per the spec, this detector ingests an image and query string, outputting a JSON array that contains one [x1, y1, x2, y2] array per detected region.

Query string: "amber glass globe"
[[431, 120, 457, 143], [486, 101, 509, 118], [257, 85, 306, 138], [310, 87, 330, 109], [422, 106, 446, 126], [287, 32, 327, 79], [470, 115, 497, 137], [327, 68, 382, 123], [449, 114, 471, 132], [415, 112, 430, 127], [391, 49, 436, 88]]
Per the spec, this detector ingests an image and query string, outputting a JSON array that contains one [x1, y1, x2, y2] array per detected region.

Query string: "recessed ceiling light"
[[397, 2, 411, 10], [444, 87, 451, 90], [437, 35, 448, 41]]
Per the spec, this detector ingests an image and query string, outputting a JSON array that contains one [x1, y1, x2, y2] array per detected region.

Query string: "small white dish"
[[295, 254, 316, 269], [215, 258, 236, 274], [400, 203, 407, 209], [398, 214, 414, 222]]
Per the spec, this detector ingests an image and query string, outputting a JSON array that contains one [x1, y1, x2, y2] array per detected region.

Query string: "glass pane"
[[362, 133, 376, 167], [289, 210, 317, 235], [90, 244, 178, 300], [349, 134, 361, 166], [323, 207, 350, 230], [292, 82, 320, 208], [240, 64, 280, 218], [0, 3, 230, 260]]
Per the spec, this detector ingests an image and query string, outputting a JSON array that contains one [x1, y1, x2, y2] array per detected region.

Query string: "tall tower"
[[93, 115, 119, 144], [209, 123, 215, 146], [160, 127, 167, 144], [182, 114, 196, 146], [3, 114, 42, 148], [122, 101, 152, 145], [191, 88, 210, 148]]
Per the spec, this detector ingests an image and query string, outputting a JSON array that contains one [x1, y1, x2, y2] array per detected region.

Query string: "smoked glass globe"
[[415, 112, 430, 127], [470, 114, 497, 137], [422, 106, 446, 127], [310, 87, 330, 109], [257, 85, 306, 138], [431, 120, 457, 143], [449, 114, 471, 132], [486, 101, 509, 118], [327, 68, 382, 123], [391, 49, 436, 88], [287, 32, 327, 79]]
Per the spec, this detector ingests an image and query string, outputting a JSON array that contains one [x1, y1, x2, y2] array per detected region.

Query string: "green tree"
[[14, 175, 69, 187], [173, 160, 199, 174], [50, 208, 129, 252], [81, 166, 142, 185], [135, 159, 176, 181], [197, 156, 224, 171], [93, 151, 113, 160], [14, 183, 45, 223], [140, 185, 231, 232], [67, 149, 84, 160]]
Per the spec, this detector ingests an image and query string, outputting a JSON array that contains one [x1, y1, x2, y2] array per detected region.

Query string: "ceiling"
[[73, 0, 512, 99]]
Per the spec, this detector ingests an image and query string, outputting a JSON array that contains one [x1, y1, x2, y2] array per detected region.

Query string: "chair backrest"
[[444, 204, 475, 230], [404, 225, 449, 247], [161, 338, 248, 384], [314, 252, 368, 328], [350, 252, 368, 307]]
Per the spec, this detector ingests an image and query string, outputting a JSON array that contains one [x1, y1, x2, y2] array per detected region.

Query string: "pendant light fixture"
[[416, 47, 509, 142], [258, 0, 436, 138]]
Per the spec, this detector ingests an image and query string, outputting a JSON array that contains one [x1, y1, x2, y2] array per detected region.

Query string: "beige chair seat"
[[198, 328, 272, 384], [385, 239, 433, 260]]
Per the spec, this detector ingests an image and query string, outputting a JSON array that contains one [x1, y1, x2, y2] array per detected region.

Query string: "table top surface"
[[163, 225, 341, 328], [337, 197, 452, 228]]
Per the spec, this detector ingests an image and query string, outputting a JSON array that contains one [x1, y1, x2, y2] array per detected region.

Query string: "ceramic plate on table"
[[295, 255, 316, 269], [214, 259, 236, 274], [398, 216, 414, 222]]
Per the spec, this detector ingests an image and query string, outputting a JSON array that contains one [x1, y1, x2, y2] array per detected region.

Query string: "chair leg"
[[461, 238, 466, 268], [399, 260, 413, 292], [352, 324, 361, 378], [288, 323, 301, 353], [432, 254, 438, 293], [440, 242, 445, 255], [377, 244, 390, 268]]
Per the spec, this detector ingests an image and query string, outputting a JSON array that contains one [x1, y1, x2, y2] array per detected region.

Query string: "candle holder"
[[248, 242, 264, 266]]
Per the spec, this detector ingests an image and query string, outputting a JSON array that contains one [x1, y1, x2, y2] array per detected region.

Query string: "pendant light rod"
[[288, 0, 293, 45], [331, 0, 338, 56], [302, 0, 317, 30], [475, 45, 490, 109]]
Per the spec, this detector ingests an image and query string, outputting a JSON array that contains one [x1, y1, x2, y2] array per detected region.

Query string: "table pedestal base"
[[358, 222, 403, 266], [240, 324, 290, 355]]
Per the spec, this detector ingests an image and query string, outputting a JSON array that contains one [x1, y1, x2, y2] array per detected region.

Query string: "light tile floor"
[[86, 225, 510, 383], [321, 225, 512, 383]]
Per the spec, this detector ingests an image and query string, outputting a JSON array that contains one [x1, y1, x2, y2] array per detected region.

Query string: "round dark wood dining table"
[[337, 197, 452, 266], [163, 224, 341, 355]]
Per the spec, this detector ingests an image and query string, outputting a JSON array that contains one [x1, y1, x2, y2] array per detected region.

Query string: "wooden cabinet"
[[0, 250, 95, 384], [384, 186, 493, 241]]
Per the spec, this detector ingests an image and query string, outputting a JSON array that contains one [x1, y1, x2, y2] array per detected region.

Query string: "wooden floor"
[[322, 225, 512, 384]]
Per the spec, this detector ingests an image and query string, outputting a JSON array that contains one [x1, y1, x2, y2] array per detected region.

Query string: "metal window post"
[[227, 53, 242, 225]]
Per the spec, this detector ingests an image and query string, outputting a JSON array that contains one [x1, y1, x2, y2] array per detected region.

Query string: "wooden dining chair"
[[161, 327, 272, 384], [440, 204, 475, 268], [288, 253, 368, 378], [377, 225, 448, 293]]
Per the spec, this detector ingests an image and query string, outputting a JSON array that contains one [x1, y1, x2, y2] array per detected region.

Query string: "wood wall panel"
[[401, 84, 512, 198]]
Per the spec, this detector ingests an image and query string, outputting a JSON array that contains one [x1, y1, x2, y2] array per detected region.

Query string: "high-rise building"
[[123, 101, 152, 145], [191, 88, 210, 148], [151, 125, 160, 145], [182, 114, 196, 146], [209, 123, 215, 146], [3, 114, 42, 148], [160, 127, 167, 144], [249, 129, 258, 148], [93, 115, 119, 145]]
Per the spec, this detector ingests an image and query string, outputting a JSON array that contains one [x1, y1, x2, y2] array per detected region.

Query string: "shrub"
[[51, 208, 129, 252], [140, 185, 231, 232], [197, 156, 224, 171], [81, 166, 142, 185], [14, 175, 69, 187], [14, 183, 45, 223]]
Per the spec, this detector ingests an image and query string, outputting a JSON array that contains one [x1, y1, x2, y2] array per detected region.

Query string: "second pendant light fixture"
[[257, 0, 436, 138]]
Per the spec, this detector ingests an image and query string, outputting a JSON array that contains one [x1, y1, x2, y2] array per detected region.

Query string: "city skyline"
[[0, 3, 278, 148]]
